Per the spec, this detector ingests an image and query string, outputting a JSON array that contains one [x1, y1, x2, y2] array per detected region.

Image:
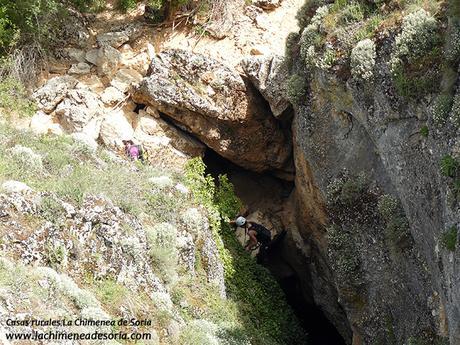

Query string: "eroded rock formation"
[[133, 49, 292, 173]]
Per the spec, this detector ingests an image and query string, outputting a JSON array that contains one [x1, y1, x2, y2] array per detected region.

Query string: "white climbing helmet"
[[236, 216, 246, 227]]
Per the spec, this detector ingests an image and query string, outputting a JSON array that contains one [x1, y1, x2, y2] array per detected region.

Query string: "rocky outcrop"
[[133, 49, 291, 173], [285, 50, 459, 345], [32, 76, 79, 114], [240, 55, 290, 117], [55, 88, 104, 132]]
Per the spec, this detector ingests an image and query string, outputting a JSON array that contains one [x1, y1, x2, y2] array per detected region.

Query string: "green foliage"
[[285, 32, 300, 69], [392, 61, 441, 100], [215, 175, 242, 221], [327, 171, 369, 206], [286, 74, 307, 105], [420, 125, 429, 137], [0, 0, 65, 52], [295, 0, 328, 29], [0, 77, 36, 117], [184, 157, 306, 345], [94, 279, 128, 307], [118, 0, 138, 12], [440, 155, 459, 178], [441, 225, 458, 251], [38, 196, 65, 224], [45, 241, 66, 269], [70, 0, 106, 12], [146, 223, 178, 285]]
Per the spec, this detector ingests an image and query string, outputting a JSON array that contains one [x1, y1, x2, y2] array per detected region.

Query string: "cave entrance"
[[203, 148, 346, 345]]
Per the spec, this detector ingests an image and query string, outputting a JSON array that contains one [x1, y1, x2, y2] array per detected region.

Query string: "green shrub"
[[377, 195, 399, 221], [94, 279, 128, 308], [38, 196, 65, 224], [420, 125, 429, 137], [440, 155, 459, 178], [441, 226, 458, 251], [70, 0, 106, 12], [118, 0, 138, 12], [295, 0, 328, 29], [350, 38, 376, 81], [214, 175, 242, 220], [286, 74, 307, 105], [378, 194, 410, 248]]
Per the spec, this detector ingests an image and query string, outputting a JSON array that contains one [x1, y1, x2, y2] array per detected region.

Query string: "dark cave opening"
[[203, 148, 347, 345]]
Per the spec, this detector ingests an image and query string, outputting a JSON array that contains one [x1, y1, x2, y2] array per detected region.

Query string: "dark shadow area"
[[279, 273, 346, 345]]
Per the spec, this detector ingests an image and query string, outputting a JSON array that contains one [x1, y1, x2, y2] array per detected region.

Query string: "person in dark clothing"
[[230, 216, 272, 251]]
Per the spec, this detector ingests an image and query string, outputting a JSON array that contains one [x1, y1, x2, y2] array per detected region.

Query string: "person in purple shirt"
[[122, 140, 144, 162]]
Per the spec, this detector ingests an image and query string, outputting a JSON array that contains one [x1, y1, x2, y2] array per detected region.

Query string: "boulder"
[[80, 75, 105, 94], [240, 55, 290, 117], [96, 46, 121, 78], [85, 49, 99, 65], [97, 31, 130, 48], [99, 109, 134, 147], [32, 76, 78, 114], [29, 111, 63, 135], [101, 86, 125, 105], [64, 48, 86, 63], [1, 181, 33, 194], [110, 68, 143, 92], [252, 0, 282, 10], [55, 89, 104, 132], [133, 49, 291, 172], [134, 110, 206, 157], [71, 132, 98, 152], [68, 62, 91, 75]]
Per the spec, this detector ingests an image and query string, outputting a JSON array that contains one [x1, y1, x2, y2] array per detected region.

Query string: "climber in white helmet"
[[230, 216, 272, 252]]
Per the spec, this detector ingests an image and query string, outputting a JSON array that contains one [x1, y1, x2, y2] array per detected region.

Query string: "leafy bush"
[[94, 279, 128, 308], [38, 196, 66, 224], [389, 9, 438, 73], [286, 74, 307, 105], [118, 0, 138, 12], [440, 155, 459, 178], [71, 0, 106, 12], [295, 0, 329, 29], [350, 38, 376, 81], [420, 125, 429, 137], [441, 226, 458, 251]]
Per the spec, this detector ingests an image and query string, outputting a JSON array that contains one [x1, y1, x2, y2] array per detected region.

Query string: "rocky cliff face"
[[272, 1, 460, 344]]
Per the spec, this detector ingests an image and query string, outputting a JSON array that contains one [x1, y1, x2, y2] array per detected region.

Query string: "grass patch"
[[441, 226, 458, 251]]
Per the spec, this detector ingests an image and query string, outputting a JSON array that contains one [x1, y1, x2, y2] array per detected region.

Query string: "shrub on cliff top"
[[350, 38, 376, 81], [390, 9, 438, 74]]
